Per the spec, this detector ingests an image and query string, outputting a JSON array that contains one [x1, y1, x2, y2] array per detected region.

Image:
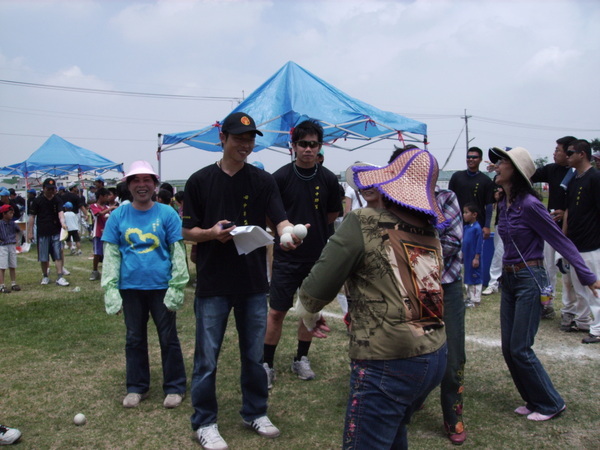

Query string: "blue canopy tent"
[[158, 61, 427, 177], [1, 134, 124, 181]]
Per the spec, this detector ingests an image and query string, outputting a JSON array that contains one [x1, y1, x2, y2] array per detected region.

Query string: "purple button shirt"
[[497, 193, 596, 287]]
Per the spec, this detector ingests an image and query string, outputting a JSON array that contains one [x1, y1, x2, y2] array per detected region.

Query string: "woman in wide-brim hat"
[[489, 147, 599, 421], [101, 160, 190, 410], [296, 148, 448, 448]]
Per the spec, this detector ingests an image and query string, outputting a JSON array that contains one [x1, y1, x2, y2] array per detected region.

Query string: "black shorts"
[[67, 230, 81, 242], [269, 260, 315, 312]]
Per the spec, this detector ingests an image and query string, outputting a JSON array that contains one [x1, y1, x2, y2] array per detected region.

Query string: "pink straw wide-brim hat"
[[352, 148, 447, 228], [123, 160, 159, 181]]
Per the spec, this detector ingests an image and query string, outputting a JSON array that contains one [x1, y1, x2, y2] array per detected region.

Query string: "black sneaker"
[[541, 305, 555, 320], [582, 333, 600, 344]]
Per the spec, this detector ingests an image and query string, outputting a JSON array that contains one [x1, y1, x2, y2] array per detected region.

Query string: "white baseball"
[[280, 233, 294, 248], [282, 226, 294, 235], [74, 413, 86, 426], [292, 224, 308, 240]]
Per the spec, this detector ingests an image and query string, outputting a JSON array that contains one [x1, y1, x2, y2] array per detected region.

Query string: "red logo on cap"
[[241, 116, 251, 126]]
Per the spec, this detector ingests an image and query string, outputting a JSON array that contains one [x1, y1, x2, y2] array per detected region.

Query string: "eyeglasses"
[[466, 155, 480, 159], [295, 140, 321, 149], [566, 149, 580, 156]]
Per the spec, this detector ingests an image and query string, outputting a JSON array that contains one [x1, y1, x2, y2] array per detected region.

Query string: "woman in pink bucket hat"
[[101, 160, 189, 409], [296, 148, 448, 448]]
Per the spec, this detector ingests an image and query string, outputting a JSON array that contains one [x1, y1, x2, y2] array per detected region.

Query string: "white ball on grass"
[[74, 413, 86, 426]]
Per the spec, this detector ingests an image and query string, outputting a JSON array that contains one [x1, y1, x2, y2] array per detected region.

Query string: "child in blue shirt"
[[462, 202, 482, 306]]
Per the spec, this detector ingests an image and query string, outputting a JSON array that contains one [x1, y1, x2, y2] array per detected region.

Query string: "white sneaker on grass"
[[243, 415, 280, 438], [0, 424, 22, 445], [163, 393, 184, 409], [482, 286, 497, 295], [122, 392, 149, 408], [89, 270, 100, 281], [291, 356, 315, 380], [41, 276, 50, 285], [196, 423, 228, 450], [62, 267, 71, 276], [56, 277, 70, 286]]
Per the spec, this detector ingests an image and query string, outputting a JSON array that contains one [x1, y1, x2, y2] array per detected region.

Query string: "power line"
[[0, 79, 243, 103]]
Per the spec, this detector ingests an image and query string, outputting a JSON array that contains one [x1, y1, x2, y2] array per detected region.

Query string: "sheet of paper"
[[228, 225, 274, 255]]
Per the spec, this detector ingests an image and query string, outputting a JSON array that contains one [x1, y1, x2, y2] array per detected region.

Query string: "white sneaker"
[[56, 277, 70, 286], [89, 270, 100, 281], [243, 415, 280, 438], [163, 393, 184, 409], [196, 423, 228, 450], [123, 392, 149, 408], [0, 424, 22, 445], [41, 276, 50, 285], [263, 362, 276, 390], [482, 286, 497, 295], [62, 268, 71, 276], [291, 356, 315, 380]]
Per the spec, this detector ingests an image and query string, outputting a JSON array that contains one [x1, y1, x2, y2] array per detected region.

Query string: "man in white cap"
[[183, 112, 295, 449]]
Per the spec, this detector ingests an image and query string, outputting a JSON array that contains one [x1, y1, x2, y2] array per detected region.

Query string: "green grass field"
[[2, 239, 599, 449]]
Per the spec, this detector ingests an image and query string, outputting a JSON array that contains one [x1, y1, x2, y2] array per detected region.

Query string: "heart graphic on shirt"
[[125, 228, 160, 254]]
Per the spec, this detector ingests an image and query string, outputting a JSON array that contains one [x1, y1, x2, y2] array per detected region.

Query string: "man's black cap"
[[221, 112, 263, 136], [43, 178, 57, 188]]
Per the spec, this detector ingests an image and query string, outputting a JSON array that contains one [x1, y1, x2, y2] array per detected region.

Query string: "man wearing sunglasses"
[[264, 120, 341, 387], [529, 136, 577, 320], [563, 139, 600, 344], [448, 147, 494, 240]]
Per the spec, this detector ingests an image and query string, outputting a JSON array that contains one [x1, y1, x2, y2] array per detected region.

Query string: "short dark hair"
[[569, 139, 591, 160], [388, 144, 419, 164], [115, 181, 132, 202], [96, 188, 110, 199], [160, 182, 174, 196], [157, 189, 173, 204], [126, 174, 158, 186], [174, 191, 184, 203], [463, 202, 480, 215], [292, 119, 324, 143], [556, 136, 577, 150], [467, 147, 483, 158]]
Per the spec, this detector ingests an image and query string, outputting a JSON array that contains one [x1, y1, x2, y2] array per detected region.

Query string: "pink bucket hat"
[[123, 160, 159, 180], [352, 148, 447, 228]]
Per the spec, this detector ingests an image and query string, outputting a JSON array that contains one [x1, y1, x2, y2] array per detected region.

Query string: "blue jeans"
[[121, 289, 186, 395], [440, 280, 466, 433], [190, 294, 268, 430], [343, 344, 447, 449], [500, 266, 564, 415]]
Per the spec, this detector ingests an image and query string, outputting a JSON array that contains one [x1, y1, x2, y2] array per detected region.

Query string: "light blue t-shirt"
[[102, 202, 183, 290]]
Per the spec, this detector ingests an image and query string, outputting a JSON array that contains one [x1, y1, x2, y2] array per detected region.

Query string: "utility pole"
[[462, 108, 472, 152]]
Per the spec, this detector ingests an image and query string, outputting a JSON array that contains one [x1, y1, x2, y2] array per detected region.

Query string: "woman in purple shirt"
[[489, 147, 599, 422]]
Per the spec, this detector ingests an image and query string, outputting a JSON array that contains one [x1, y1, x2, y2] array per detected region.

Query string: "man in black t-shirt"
[[26, 178, 69, 287], [563, 139, 600, 344], [530, 136, 577, 319], [183, 112, 292, 447], [263, 120, 341, 387], [448, 147, 494, 239]]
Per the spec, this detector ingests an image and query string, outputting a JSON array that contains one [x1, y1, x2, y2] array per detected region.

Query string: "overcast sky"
[[1, 0, 599, 182]]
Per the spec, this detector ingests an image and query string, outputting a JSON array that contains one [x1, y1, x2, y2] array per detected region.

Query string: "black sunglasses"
[[566, 149, 580, 156], [294, 140, 321, 149]]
